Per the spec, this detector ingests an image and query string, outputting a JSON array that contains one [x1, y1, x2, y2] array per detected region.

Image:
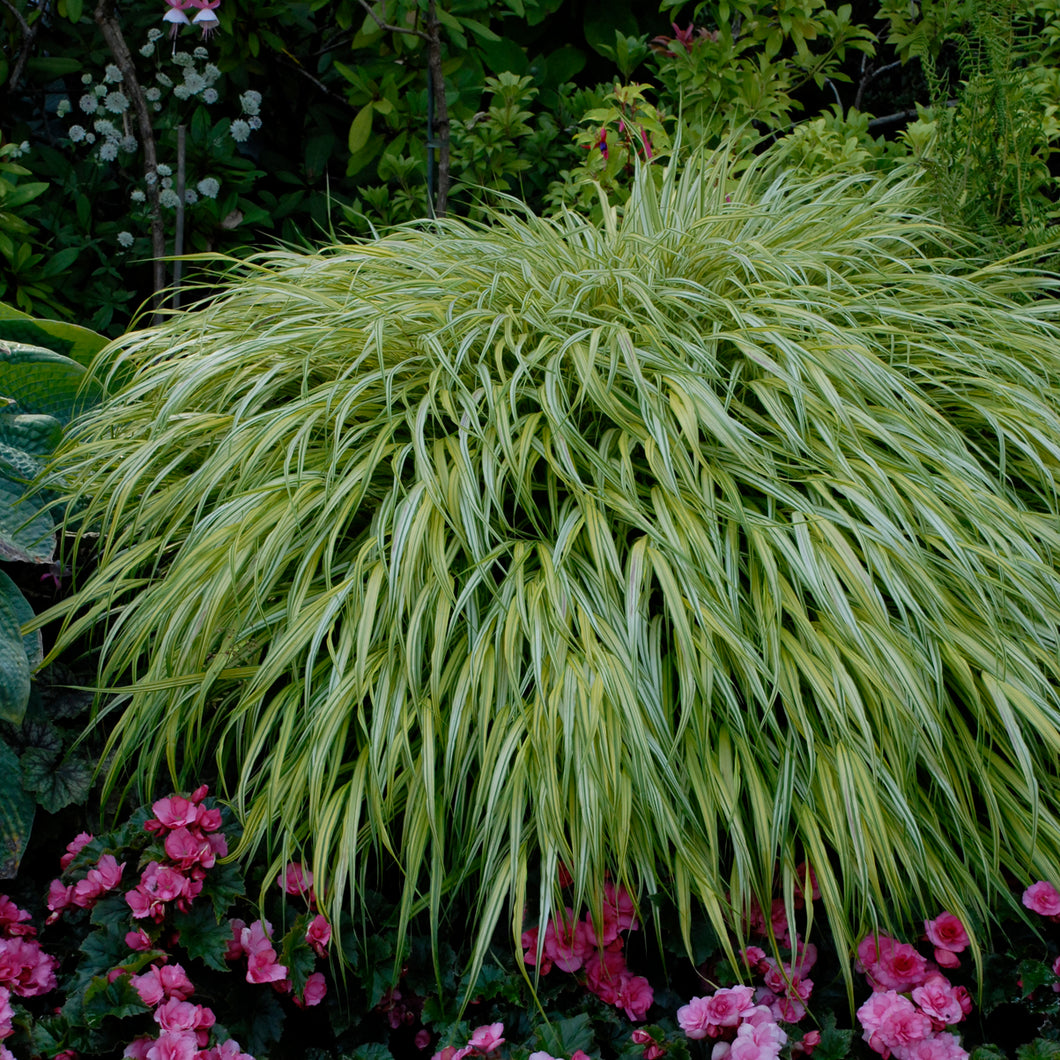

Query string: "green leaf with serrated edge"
[[0, 590, 30, 724], [83, 973, 149, 1027], [972, 1047, 1009, 1060], [278, 916, 316, 995], [77, 920, 134, 981], [534, 1014, 594, 1058], [807, 1012, 853, 1060], [29, 751, 93, 812], [0, 738, 32, 877], [1020, 1042, 1060, 1060], [89, 890, 133, 929], [0, 568, 41, 668], [231, 987, 285, 1057], [203, 856, 245, 920], [174, 901, 238, 972], [346, 1044, 393, 1060], [1019, 959, 1057, 997], [0, 476, 53, 563]]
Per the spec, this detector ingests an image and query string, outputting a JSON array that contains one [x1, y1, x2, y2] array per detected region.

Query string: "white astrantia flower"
[[148, 27, 163, 41], [196, 176, 220, 198], [156, 72, 173, 87], [203, 63, 220, 83], [173, 84, 192, 100], [120, 135, 137, 153], [183, 71, 206, 94], [130, 188, 146, 202], [84, 132, 96, 144], [81, 73, 93, 85], [248, 115, 262, 131], [153, 103, 162, 112], [56, 98, 71, 117], [239, 90, 261, 115], [145, 87, 162, 102], [93, 119, 116, 136], [172, 51, 194, 67], [161, 176, 173, 189], [104, 64, 123, 83], [94, 83, 107, 97], [193, 46, 209, 59], [79, 94, 99, 114], [140, 43, 156, 57], [99, 140, 118, 161], [230, 119, 251, 142], [156, 163, 172, 176], [104, 91, 129, 114], [117, 231, 134, 247], [203, 88, 218, 104], [144, 171, 158, 184], [184, 188, 198, 205], [159, 188, 180, 208], [68, 124, 85, 142]]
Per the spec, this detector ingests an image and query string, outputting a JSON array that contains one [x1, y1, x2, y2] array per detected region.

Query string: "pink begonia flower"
[[527, 1053, 556, 1060], [241, 920, 288, 984], [130, 963, 194, 1006], [857, 991, 933, 1057], [615, 973, 654, 1021], [911, 975, 969, 1027], [212, 1041, 256, 1060], [153, 997, 215, 1034], [468, 1022, 505, 1052], [146, 1030, 199, 1060], [60, 832, 94, 870], [299, 971, 327, 1007], [520, 927, 553, 975], [0, 897, 34, 938], [124, 1038, 154, 1060], [0, 937, 58, 996], [146, 793, 201, 834], [431, 1047, 472, 1060], [742, 946, 768, 972], [857, 935, 929, 993], [416, 1030, 433, 1050], [585, 945, 628, 1003], [306, 914, 331, 957], [0, 983, 13, 1027], [792, 1030, 821, 1058], [631, 1030, 654, 1046], [729, 1018, 787, 1060], [895, 1032, 969, 1060], [46, 879, 74, 920], [1023, 881, 1060, 918], [924, 913, 968, 955], [280, 862, 314, 896], [126, 928, 153, 951], [543, 910, 593, 973], [678, 986, 756, 1039], [225, 918, 247, 960]]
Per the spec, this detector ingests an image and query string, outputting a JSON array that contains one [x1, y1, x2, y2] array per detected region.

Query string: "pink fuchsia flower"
[[188, 0, 220, 39], [1023, 881, 1060, 918], [543, 910, 593, 973], [60, 832, 94, 870], [468, 1023, 505, 1052], [856, 934, 929, 993]]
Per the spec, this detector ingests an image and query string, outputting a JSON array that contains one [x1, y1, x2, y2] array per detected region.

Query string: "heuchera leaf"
[[175, 901, 238, 973]]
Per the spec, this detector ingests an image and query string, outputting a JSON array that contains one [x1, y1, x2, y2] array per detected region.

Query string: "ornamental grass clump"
[[40, 145, 1060, 976]]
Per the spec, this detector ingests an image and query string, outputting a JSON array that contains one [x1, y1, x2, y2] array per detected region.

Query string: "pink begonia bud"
[[792, 1030, 821, 1058], [279, 862, 313, 896], [468, 1022, 504, 1052], [306, 914, 331, 957], [631, 1030, 654, 1045], [415, 1030, 432, 1051], [126, 928, 152, 951], [570, 1052, 592, 1060], [1023, 881, 1060, 918], [60, 832, 94, 870]]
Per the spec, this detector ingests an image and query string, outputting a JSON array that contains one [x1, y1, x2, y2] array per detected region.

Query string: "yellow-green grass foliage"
[[42, 146, 1060, 977]]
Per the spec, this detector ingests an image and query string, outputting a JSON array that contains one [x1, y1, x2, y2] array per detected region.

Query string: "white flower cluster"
[[117, 230, 134, 247], [196, 176, 220, 199]]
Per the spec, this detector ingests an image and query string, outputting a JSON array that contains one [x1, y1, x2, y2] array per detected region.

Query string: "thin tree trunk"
[[426, 0, 450, 217]]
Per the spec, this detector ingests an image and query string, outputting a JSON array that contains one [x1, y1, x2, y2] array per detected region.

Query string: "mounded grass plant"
[[41, 145, 1060, 979]]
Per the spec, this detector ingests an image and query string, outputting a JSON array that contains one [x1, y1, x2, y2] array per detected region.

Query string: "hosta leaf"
[[0, 737, 33, 877], [0, 475, 53, 563], [0, 587, 30, 724], [0, 301, 107, 368]]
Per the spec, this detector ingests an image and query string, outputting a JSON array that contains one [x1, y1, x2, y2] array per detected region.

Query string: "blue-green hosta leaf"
[[0, 584, 31, 724], [0, 340, 98, 423], [0, 569, 41, 669], [0, 302, 107, 368], [0, 475, 54, 563], [0, 738, 33, 878]]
